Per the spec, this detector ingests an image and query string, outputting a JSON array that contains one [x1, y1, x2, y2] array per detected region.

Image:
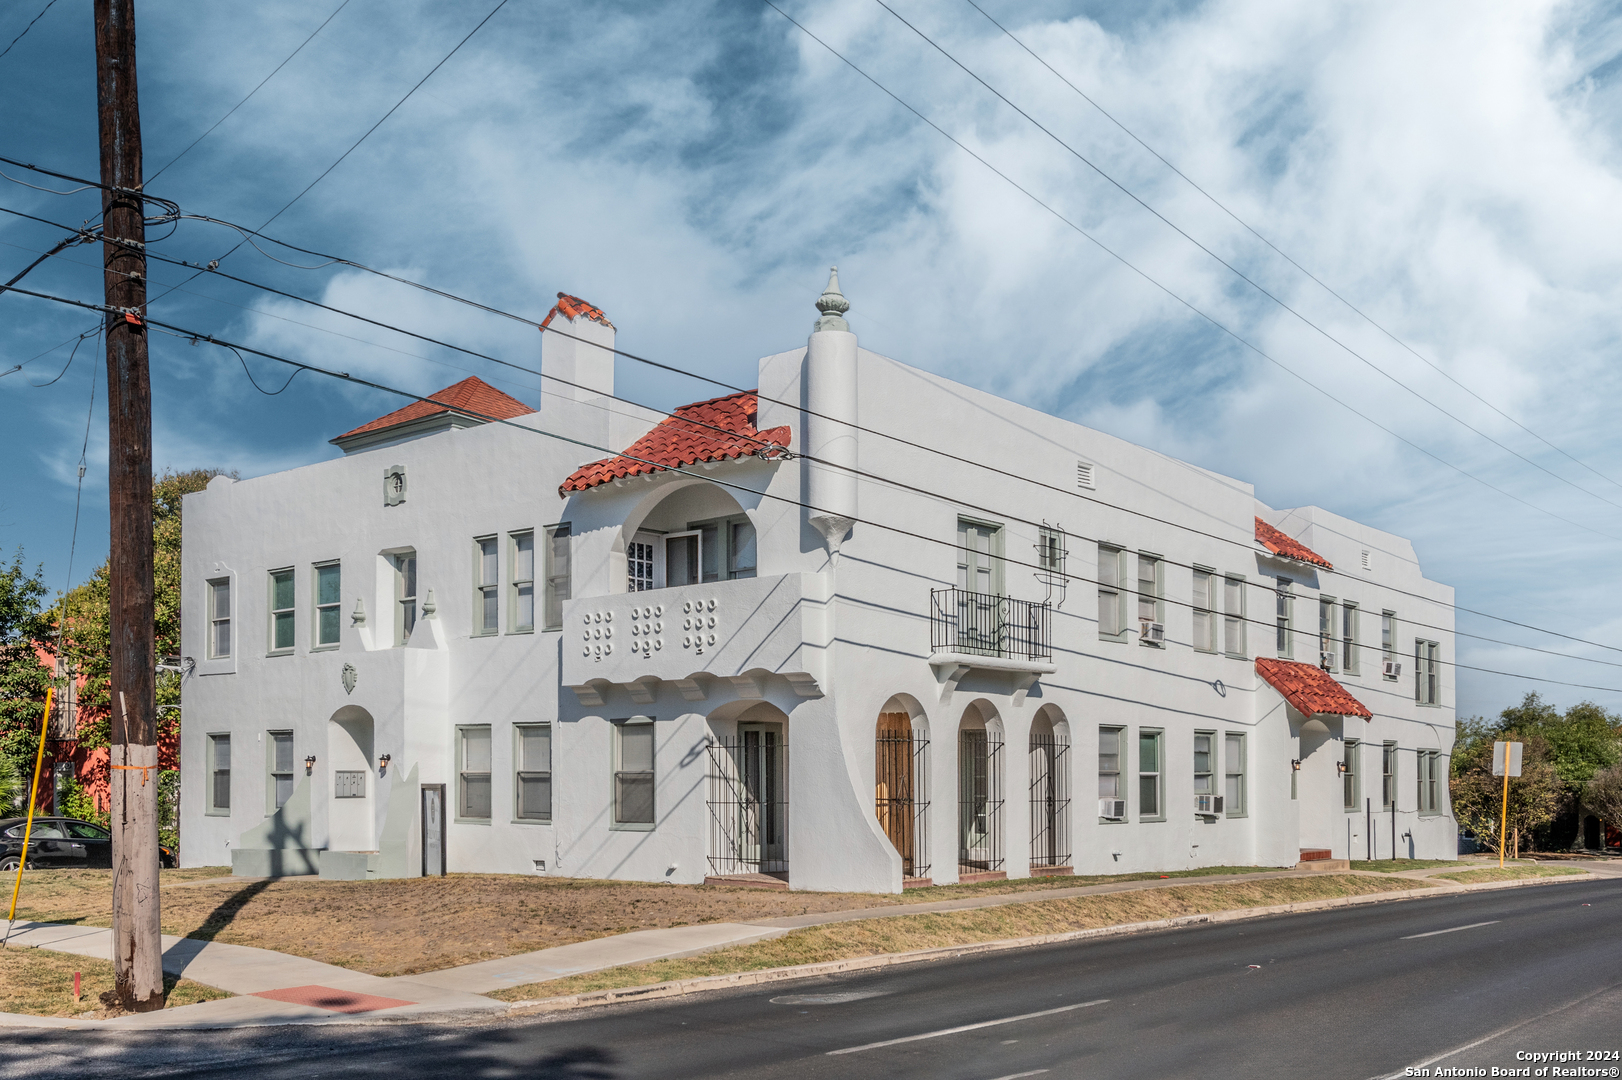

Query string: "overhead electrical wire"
[[962, 0, 1622, 495], [0, 0, 60, 66]]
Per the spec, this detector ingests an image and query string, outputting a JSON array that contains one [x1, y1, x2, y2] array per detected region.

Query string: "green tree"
[[0, 551, 55, 805], [1586, 762, 1622, 836], [1450, 725, 1564, 852], [1499, 693, 1621, 794]]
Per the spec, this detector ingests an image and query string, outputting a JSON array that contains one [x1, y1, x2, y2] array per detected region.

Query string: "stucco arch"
[[605, 477, 753, 595], [875, 693, 931, 880], [1031, 703, 1069, 741], [326, 705, 375, 852], [957, 698, 1005, 875], [705, 699, 788, 878]]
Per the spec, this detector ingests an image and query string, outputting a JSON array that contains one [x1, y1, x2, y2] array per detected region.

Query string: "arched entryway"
[[327, 705, 375, 853], [958, 700, 1005, 878], [1029, 706, 1071, 873], [875, 696, 930, 881], [706, 699, 788, 880]]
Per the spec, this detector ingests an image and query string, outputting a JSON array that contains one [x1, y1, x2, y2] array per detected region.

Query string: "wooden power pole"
[[95, 0, 162, 1011]]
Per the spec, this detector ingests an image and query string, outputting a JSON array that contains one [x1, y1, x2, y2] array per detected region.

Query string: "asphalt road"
[[5, 878, 1620, 1080]]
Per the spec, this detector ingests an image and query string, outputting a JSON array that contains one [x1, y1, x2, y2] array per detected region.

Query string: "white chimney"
[[540, 292, 615, 406], [805, 267, 857, 551]]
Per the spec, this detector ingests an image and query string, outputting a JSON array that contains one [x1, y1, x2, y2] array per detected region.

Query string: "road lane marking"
[[1400, 920, 1500, 939], [771, 991, 890, 1005], [826, 999, 1108, 1055], [986, 1072, 1048, 1080]]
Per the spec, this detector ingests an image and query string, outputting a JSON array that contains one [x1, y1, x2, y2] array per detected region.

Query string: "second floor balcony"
[[930, 587, 1052, 662]]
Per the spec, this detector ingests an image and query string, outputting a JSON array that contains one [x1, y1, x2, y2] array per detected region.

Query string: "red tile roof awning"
[[539, 292, 613, 330], [1255, 517, 1332, 569], [1255, 657, 1372, 719], [560, 390, 790, 495], [333, 376, 533, 443]]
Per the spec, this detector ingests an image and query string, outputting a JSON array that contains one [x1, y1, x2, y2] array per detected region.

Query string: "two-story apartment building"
[[179, 274, 1457, 890]]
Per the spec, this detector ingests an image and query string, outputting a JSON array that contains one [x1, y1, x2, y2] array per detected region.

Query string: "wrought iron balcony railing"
[[929, 587, 1052, 661]]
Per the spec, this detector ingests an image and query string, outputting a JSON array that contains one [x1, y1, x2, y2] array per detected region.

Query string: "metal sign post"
[[1492, 741, 1523, 869]]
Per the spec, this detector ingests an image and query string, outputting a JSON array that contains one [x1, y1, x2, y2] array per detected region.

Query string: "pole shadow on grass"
[[160, 876, 275, 979]]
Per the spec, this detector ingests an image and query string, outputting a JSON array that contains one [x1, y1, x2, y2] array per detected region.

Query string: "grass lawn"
[[494, 873, 1430, 1002], [0, 946, 229, 1018], [1349, 859, 1460, 873], [1435, 866, 1587, 884]]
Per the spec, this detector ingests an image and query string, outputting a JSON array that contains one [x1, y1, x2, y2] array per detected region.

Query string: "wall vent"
[[1360, 549, 1372, 571], [1077, 460, 1095, 490]]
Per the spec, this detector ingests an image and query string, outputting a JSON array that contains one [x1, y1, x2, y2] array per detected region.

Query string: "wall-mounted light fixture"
[[1336, 761, 1348, 775], [304, 755, 316, 776], [1291, 758, 1302, 772], [378, 753, 392, 777]]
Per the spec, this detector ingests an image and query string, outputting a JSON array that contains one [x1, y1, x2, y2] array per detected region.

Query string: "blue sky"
[[4, 0, 1622, 719]]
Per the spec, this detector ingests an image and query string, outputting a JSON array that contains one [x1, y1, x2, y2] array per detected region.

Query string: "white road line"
[[986, 1072, 1049, 1080], [1401, 920, 1500, 940], [827, 1000, 1108, 1056]]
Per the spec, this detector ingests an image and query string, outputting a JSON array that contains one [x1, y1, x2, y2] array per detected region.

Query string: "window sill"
[[453, 817, 493, 826], [266, 650, 294, 658], [472, 631, 499, 640], [508, 627, 535, 636], [311, 644, 340, 653], [511, 817, 552, 826], [1138, 816, 1166, 824], [205, 808, 230, 818], [1225, 811, 1248, 819], [1097, 818, 1127, 825], [610, 821, 655, 832]]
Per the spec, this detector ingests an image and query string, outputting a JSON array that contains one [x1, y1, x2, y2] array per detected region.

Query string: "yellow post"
[[4, 687, 55, 942], [1498, 766, 1510, 869]]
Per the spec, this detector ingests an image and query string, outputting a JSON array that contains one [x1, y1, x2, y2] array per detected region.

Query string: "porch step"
[[1029, 865, 1074, 878], [703, 873, 789, 891], [1295, 858, 1352, 871], [957, 870, 1008, 885], [902, 876, 934, 890]]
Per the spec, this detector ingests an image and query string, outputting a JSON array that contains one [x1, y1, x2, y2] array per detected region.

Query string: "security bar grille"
[[1029, 735, 1071, 868], [958, 729, 1004, 873], [930, 588, 1051, 660], [706, 732, 788, 877], [876, 728, 931, 879]]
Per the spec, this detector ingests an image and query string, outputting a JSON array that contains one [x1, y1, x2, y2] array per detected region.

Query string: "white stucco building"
[[179, 275, 1457, 891]]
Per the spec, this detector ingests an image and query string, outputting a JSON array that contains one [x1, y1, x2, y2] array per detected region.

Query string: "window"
[[268, 731, 294, 811], [1223, 575, 1245, 656], [1136, 554, 1162, 642], [1343, 740, 1359, 810], [1342, 602, 1359, 674], [394, 552, 417, 646], [1192, 570, 1217, 653], [511, 531, 535, 632], [628, 539, 655, 592], [665, 530, 700, 588], [1382, 742, 1397, 809], [544, 523, 571, 630], [1275, 578, 1294, 657], [474, 536, 499, 636], [1138, 729, 1163, 820], [314, 563, 341, 648], [1415, 639, 1440, 705], [1098, 726, 1123, 819], [1097, 545, 1125, 640], [728, 518, 757, 579], [458, 726, 492, 820], [1225, 733, 1246, 815], [1194, 732, 1214, 798], [207, 577, 232, 659], [207, 733, 231, 814], [515, 724, 552, 821], [1382, 611, 1397, 678], [614, 719, 656, 826], [1417, 749, 1442, 814], [1319, 596, 1336, 670], [269, 569, 295, 653], [957, 519, 1003, 596], [1038, 527, 1066, 575]]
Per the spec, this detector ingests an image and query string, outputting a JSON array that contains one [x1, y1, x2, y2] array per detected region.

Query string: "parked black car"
[[0, 816, 177, 870]]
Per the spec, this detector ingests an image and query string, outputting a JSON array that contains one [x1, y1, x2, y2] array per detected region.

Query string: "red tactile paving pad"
[[252, 985, 415, 1014]]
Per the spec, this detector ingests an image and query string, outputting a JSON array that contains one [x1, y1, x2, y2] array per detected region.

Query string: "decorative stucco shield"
[[341, 662, 358, 695]]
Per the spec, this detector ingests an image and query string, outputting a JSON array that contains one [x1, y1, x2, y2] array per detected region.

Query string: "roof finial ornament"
[[813, 266, 850, 333]]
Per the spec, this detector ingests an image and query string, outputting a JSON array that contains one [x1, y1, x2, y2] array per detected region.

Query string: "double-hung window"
[[1415, 640, 1440, 705], [543, 523, 571, 631], [1342, 602, 1359, 674], [1417, 750, 1441, 814], [515, 724, 551, 821], [268, 731, 294, 811], [314, 563, 341, 648], [1319, 596, 1336, 670], [208, 578, 232, 658], [1098, 726, 1123, 820], [474, 536, 499, 636], [1097, 545, 1125, 640], [1343, 740, 1359, 810], [1192, 569, 1217, 653], [1223, 575, 1245, 656], [613, 719, 656, 826], [1382, 612, 1397, 678], [269, 569, 295, 653], [1382, 742, 1397, 809], [395, 552, 418, 646], [207, 734, 231, 814], [1193, 732, 1214, 799], [1225, 733, 1246, 815], [1275, 579, 1294, 657], [511, 531, 535, 632], [458, 725, 492, 820], [1137, 554, 1162, 644], [1138, 729, 1163, 820]]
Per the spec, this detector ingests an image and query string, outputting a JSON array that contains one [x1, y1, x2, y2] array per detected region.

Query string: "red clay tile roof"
[[539, 292, 613, 330], [334, 376, 534, 442], [1255, 657, 1372, 719], [1255, 517, 1332, 570], [560, 390, 791, 494]]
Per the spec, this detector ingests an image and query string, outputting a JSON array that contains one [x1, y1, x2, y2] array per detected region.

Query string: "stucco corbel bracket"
[[931, 661, 972, 704], [673, 677, 708, 702], [568, 680, 610, 707], [1010, 671, 1041, 708], [727, 674, 767, 699], [626, 677, 659, 705], [783, 672, 823, 698]]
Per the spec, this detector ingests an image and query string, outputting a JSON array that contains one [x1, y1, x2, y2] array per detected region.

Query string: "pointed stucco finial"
[[813, 266, 850, 333]]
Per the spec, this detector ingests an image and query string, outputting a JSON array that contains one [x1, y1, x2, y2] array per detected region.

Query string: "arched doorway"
[[958, 700, 1004, 877], [1029, 706, 1071, 872], [706, 700, 788, 879], [875, 697, 930, 880], [327, 705, 375, 853]]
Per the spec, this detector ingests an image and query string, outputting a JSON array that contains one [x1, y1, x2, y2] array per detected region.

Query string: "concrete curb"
[[503, 871, 1602, 1015]]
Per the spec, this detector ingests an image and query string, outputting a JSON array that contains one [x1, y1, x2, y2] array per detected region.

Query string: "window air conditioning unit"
[[1320, 650, 1336, 670], [1383, 659, 1402, 678], [1194, 794, 1224, 816], [1099, 798, 1126, 821], [1140, 621, 1164, 644]]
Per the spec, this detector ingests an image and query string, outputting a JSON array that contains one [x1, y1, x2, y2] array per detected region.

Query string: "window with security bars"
[[511, 532, 535, 632], [314, 563, 341, 647], [208, 577, 232, 658], [459, 726, 492, 820], [1192, 570, 1217, 652], [615, 721, 655, 825], [515, 724, 551, 821], [269, 569, 295, 653], [268, 731, 294, 811], [628, 540, 655, 592], [1225, 733, 1245, 815], [208, 733, 231, 814], [1382, 742, 1397, 808], [474, 536, 499, 636]]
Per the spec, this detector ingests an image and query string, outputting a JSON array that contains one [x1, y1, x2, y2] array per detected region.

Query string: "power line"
[[63, 338, 98, 594], [871, 0, 1622, 517], [963, 0, 1622, 496], [0, 0, 59, 66]]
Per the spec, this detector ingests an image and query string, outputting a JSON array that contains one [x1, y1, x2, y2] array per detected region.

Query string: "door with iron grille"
[[958, 729, 1004, 873], [876, 713, 931, 879], [707, 727, 787, 875], [1029, 735, 1071, 869]]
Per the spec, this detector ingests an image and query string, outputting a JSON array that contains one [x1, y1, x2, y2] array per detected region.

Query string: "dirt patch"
[[493, 873, 1429, 1001], [1435, 866, 1587, 884], [0, 946, 228, 1018], [1348, 859, 1460, 873]]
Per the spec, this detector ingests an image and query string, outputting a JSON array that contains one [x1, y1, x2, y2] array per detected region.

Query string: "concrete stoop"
[[1295, 858, 1353, 871]]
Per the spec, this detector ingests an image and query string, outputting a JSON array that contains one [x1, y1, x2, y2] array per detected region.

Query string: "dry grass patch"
[[891, 865, 1283, 902], [1435, 866, 1586, 884], [494, 873, 1427, 1001], [1348, 859, 1459, 874], [0, 946, 228, 1018]]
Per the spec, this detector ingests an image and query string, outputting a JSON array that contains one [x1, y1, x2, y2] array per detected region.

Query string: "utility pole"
[[95, 0, 162, 1012]]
